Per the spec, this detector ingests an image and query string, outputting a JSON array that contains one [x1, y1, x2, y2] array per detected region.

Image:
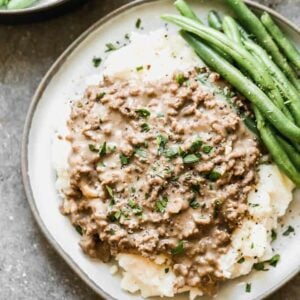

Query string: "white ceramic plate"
[[22, 1, 300, 299]]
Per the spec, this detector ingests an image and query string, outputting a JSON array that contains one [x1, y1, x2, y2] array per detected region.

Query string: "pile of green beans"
[[162, 0, 300, 186], [0, 0, 37, 9]]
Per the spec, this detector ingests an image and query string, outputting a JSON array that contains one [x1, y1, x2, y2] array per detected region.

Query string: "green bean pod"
[[223, 16, 243, 46], [208, 10, 223, 31], [254, 107, 300, 186], [162, 14, 300, 142], [261, 12, 300, 70], [277, 135, 300, 170], [244, 39, 300, 125], [174, 0, 201, 22], [225, 0, 300, 92], [174, 0, 233, 63], [180, 31, 300, 184]]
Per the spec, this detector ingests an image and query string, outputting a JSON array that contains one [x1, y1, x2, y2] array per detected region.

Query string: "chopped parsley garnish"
[[136, 65, 143, 71], [105, 43, 118, 52], [75, 225, 83, 235], [189, 138, 202, 153], [237, 257, 245, 264], [105, 185, 115, 204], [136, 108, 151, 118], [112, 210, 122, 221], [189, 198, 200, 209], [271, 229, 277, 242], [202, 144, 213, 154], [92, 57, 102, 67], [135, 18, 142, 29], [120, 153, 130, 166], [99, 142, 107, 157], [163, 147, 178, 159], [124, 33, 130, 40], [128, 199, 136, 208], [171, 240, 185, 255], [96, 92, 106, 100], [269, 254, 280, 267], [157, 134, 168, 154], [283, 225, 295, 236], [208, 170, 221, 181], [88, 144, 98, 152], [164, 268, 169, 274], [183, 154, 199, 164], [141, 123, 150, 132], [128, 199, 143, 216], [253, 262, 268, 271], [155, 197, 168, 213], [175, 73, 188, 85], [135, 147, 147, 159], [253, 254, 280, 272], [249, 203, 260, 208], [245, 283, 251, 293], [191, 184, 200, 194]]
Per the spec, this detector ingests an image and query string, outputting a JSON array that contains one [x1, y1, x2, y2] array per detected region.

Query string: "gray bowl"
[[0, 0, 86, 23]]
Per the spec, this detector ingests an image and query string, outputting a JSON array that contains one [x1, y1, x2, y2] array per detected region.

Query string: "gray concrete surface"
[[0, 0, 299, 299]]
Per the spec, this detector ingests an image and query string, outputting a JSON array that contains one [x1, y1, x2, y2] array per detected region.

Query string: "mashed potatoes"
[[53, 30, 295, 299]]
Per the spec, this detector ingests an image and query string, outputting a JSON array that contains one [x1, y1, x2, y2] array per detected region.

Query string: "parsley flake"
[[135, 18, 142, 29], [136, 108, 151, 118], [189, 198, 200, 209], [120, 153, 130, 166], [171, 240, 185, 255], [175, 73, 188, 85], [245, 283, 251, 293], [283, 225, 295, 236], [141, 123, 150, 132], [183, 154, 199, 164], [155, 197, 168, 213], [105, 43, 118, 52], [92, 57, 102, 67]]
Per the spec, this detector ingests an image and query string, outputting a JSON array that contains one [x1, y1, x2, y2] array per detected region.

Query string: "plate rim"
[[21, 1, 300, 299]]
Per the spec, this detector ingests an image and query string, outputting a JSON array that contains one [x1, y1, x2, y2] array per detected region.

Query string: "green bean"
[[7, 0, 37, 9], [223, 16, 243, 46], [181, 31, 300, 184], [225, 0, 300, 92], [254, 107, 300, 186], [225, 18, 298, 123], [162, 14, 300, 142], [244, 39, 300, 125], [208, 10, 223, 31], [223, 18, 295, 122], [223, 16, 291, 121], [277, 135, 300, 170], [174, 0, 233, 63], [174, 0, 201, 22], [261, 12, 300, 70], [162, 15, 269, 90], [0, 0, 8, 6]]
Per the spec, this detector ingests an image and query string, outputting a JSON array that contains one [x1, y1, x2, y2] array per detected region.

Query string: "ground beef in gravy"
[[61, 67, 260, 295]]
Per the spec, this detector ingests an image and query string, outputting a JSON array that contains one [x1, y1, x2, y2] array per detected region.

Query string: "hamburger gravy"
[[54, 30, 295, 298]]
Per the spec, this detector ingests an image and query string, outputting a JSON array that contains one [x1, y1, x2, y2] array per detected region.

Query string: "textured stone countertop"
[[0, 0, 299, 299]]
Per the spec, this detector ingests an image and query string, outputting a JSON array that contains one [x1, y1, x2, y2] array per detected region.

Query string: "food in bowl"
[[53, 26, 295, 298]]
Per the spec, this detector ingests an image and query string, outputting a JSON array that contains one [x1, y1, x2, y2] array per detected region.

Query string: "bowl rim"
[[21, 1, 300, 299], [0, 0, 71, 15]]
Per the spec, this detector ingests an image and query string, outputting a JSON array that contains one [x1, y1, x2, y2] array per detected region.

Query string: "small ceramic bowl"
[[0, 0, 85, 23]]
